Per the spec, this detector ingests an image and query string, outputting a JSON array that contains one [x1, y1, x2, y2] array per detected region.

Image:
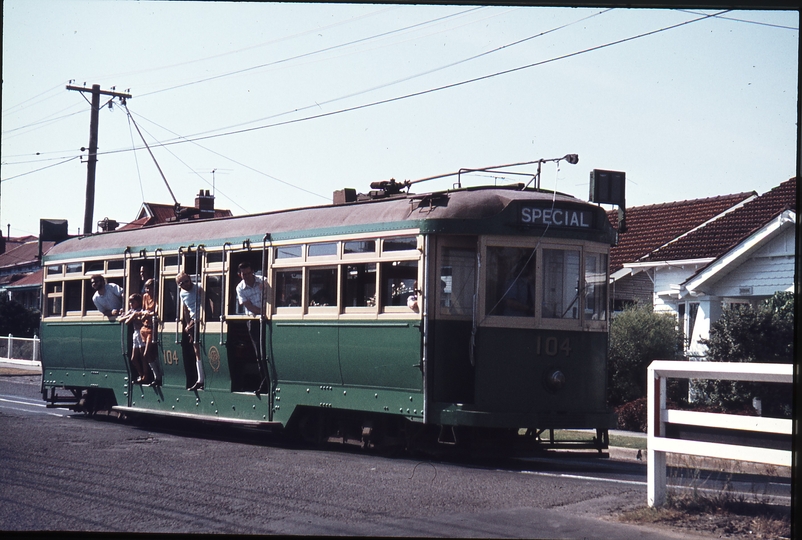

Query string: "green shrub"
[[608, 303, 682, 406], [693, 292, 793, 417]]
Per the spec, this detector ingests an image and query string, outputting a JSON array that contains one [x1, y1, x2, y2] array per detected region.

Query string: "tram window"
[[205, 275, 223, 321], [85, 261, 104, 274], [163, 255, 179, 268], [383, 236, 417, 253], [542, 249, 580, 319], [380, 261, 417, 308], [440, 248, 475, 316], [485, 247, 536, 317], [584, 253, 608, 321], [308, 267, 337, 307], [162, 278, 179, 323], [309, 242, 337, 258], [276, 245, 302, 259], [47, 265, 63, 276], [66, 263, 82, 274], [344, 240, 376, 255], [275, 270, 302, 307], [45, 283, 63, 317], [183, 254, 198, 276], [107, 260, 125, 271], [206, 251, 224, 265], [343, 263, 376, 307], [64, 281, 83, 313]]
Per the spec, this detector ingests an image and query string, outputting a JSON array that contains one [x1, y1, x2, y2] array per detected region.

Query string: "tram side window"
[[584, 252, 608, 321], [485, 247, 536, 317], [162, 278, 179, 322], [308, 267, 337, 307], [440, 248, 475, 316], [542, 248, 580, 319], [343, 263, 376, 307], [275, 270, 302, 307], [380, 261, 417, 308], [205, 275, 222, 320], [45, 282, 63, 317], [64, 280, 83, 314]]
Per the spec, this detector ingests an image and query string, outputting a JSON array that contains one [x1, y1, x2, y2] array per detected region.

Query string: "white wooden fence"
[[0, 334, 41, 368], [647, 360, 792, 507]]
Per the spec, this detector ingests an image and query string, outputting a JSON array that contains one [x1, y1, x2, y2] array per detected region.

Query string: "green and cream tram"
[[41, 182, 617, 451]]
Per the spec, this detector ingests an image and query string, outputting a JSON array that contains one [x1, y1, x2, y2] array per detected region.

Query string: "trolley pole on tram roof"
[[66, 84, 132, 235]]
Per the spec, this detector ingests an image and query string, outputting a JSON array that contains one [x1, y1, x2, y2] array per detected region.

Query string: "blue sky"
[[1, 2, 798, 236]]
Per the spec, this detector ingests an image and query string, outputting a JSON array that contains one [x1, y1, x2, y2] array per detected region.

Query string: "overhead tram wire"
[[101, 9, 732, 154], [123, 110, 252, 213], [126, 107, 328, 205], [122, 102, 181, 210], [147, 8, 613, 144], [137, 5, 488, 99], [0, 155, 81, 184]]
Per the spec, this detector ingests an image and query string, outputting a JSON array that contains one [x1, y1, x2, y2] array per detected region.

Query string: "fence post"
[[6, 334, 12, 360], [647, 363, 667, 507], [33, 334, 40, 362]]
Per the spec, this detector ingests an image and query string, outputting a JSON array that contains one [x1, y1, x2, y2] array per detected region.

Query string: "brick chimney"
[[195, 189, 215, 220]]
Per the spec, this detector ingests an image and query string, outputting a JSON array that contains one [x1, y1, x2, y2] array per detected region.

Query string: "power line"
[[136, 6, 487, 98], [0, 155, 81, 183], [101, 9, 732, 156]]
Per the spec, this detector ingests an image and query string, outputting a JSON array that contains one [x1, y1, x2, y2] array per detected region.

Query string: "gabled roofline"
[[611, 257, 716, 282], [681, 209, 796, 297], [635, 193, 758, 263]]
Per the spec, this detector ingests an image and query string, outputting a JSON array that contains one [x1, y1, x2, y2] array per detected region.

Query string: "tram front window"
[[542, 248, 580, 319], [584, 252, 608, 321], [439, 247, 475, 316], [485, 247, 536, 317]]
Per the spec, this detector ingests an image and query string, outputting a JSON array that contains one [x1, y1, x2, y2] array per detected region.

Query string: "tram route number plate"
[[536, 336, 571, 357]]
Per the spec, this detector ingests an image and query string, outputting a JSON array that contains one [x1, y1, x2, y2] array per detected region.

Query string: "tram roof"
[[45, 186, 609, 260]]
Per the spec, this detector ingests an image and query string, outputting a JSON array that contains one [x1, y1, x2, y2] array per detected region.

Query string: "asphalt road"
[[0, 374, 786, 538]]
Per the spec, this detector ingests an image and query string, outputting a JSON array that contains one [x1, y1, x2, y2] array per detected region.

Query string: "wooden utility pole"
[[66, 84, 132, 235]]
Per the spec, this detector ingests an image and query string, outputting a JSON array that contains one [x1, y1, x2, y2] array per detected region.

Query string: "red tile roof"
[[122, 202, 233, 230], [0, 241, 56, 271], [3, 268, 43, 288], [643, 178, 796, 263], [608, 191, 755, 272]]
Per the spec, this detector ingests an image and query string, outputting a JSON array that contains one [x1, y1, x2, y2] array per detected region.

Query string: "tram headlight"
[[545, 369, 566, 392]]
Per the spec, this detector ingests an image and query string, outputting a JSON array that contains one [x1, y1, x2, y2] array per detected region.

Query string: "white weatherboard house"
[[609, 178, 796, 358]]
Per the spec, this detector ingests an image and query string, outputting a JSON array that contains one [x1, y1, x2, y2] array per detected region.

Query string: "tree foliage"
[[608, 303, 683, 406], [693, 292, 794, 417], [0, 296, 41, 338]]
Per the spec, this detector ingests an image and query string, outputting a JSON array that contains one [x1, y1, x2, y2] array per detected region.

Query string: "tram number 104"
[[164, 350, 181, 365], [535, 336, 571, 357]]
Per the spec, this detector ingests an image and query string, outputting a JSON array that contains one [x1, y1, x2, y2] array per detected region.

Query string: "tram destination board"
[[519, 204, 594, 229]]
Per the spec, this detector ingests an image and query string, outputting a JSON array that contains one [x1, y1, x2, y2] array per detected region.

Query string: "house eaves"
[[611, 257, 716, 282], [681, 209, 795, 298]]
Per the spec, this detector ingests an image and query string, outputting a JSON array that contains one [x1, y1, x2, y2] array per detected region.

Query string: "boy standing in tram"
[[236, 262, 270, 395], [176, 272, 205, 391]]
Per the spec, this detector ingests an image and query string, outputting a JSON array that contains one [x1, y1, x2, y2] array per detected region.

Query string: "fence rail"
[[0, 334, 41, 367], [647, 360, 792, 507]]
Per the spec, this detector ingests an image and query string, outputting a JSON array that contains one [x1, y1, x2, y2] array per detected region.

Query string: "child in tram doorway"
[[118, 293, 149, 385], [140, 279, 162, 387]]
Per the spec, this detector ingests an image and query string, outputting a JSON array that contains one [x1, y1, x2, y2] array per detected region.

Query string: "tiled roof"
[[3, 268, 43, 288], [608, 191, 755, 272], [120, 202, 234, 230], [643, 178, 796, 263], [0, 241, 55, 270]]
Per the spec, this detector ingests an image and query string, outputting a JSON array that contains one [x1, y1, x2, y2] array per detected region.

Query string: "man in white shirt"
[[90, 274, 123, 317], [177, 272, 205, 391], [236, 262, 269, 395]]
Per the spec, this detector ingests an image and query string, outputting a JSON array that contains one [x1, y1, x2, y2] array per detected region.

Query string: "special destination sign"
[[519, 205, 594, 229]]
